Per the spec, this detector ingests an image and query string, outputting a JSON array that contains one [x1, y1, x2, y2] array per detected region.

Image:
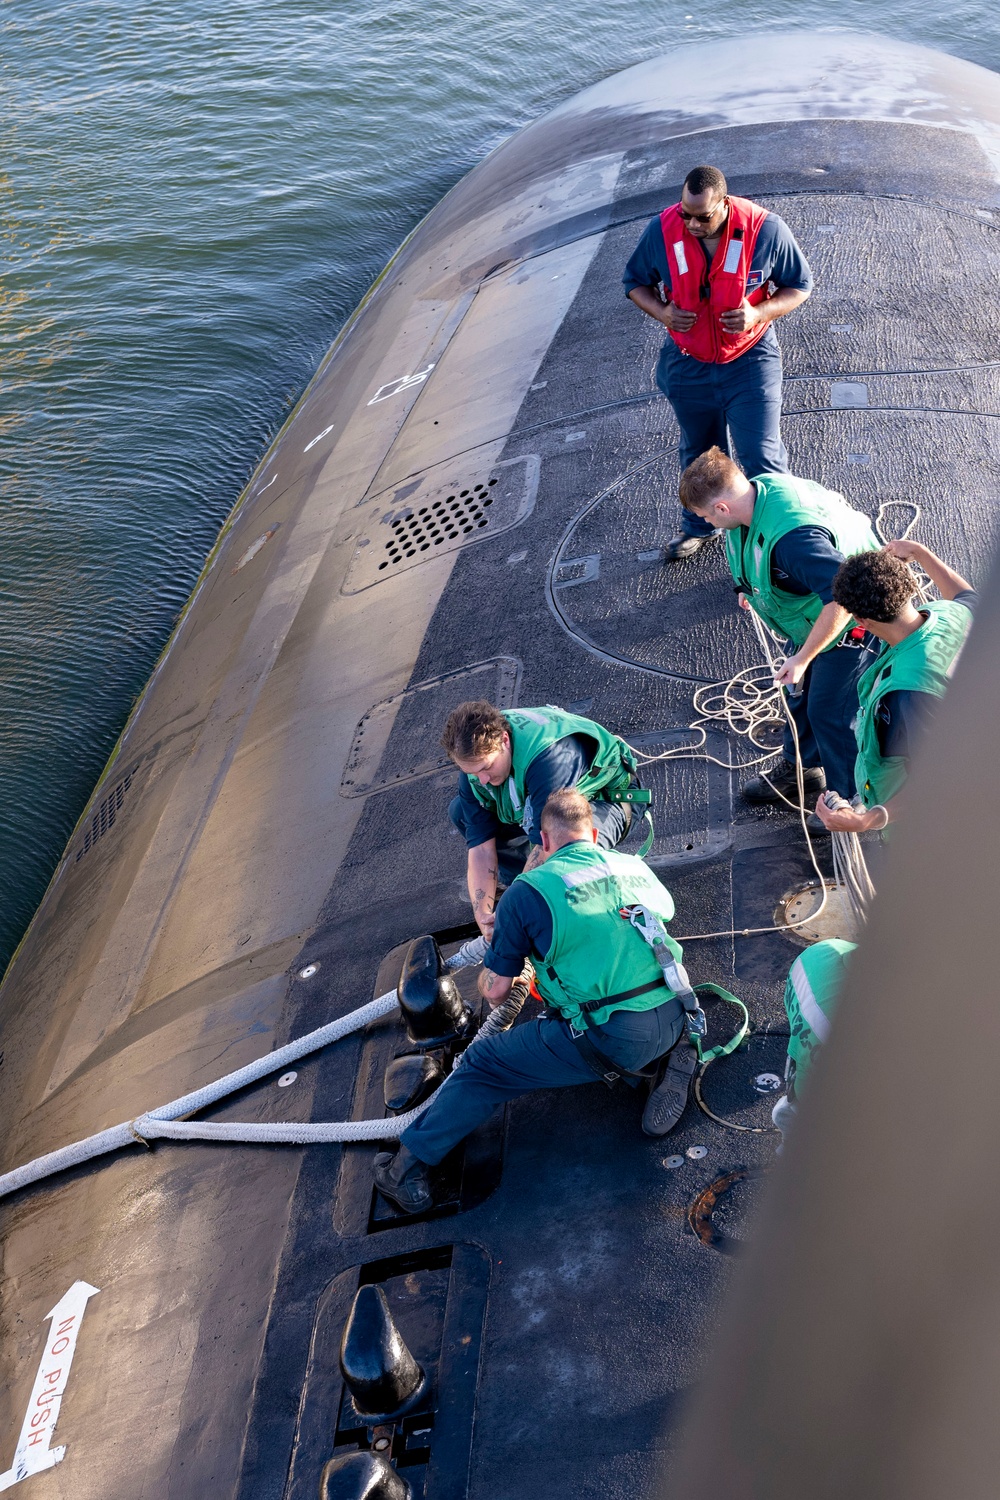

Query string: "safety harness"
[[619, 902, 749, 1065], [556, 903, 749, 1088]]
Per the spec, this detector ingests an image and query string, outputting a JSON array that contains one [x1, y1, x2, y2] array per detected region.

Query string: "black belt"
[[568, 986, 680, 1089], [575, 977, 668, 1018]]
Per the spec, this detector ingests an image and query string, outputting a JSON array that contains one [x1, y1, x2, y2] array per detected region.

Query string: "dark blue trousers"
[[782, 636, 879, 799], [656, 336, 788, 538], [401, 998, 685, 1165], [449, 795, 629, 884]]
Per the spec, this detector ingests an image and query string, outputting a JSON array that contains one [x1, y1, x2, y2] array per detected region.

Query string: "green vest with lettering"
[[467, 707, 635, 829], [724, 474, 879, 650], [854, 599, 972, 808], [517, 841, 682, 1028], [785, 939, 855, 1093]]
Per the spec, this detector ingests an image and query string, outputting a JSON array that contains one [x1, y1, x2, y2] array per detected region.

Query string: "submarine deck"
[[1, 33, 1000, 1500]]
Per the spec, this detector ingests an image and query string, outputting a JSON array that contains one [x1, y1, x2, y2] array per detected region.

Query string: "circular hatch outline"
[[545, 404, 1000, 682]]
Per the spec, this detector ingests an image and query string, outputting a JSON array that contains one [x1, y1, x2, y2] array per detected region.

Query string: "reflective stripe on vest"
[[784, 938, 855, 1093], [658, 195, 771, 364], [789, 955, 832, 1043]]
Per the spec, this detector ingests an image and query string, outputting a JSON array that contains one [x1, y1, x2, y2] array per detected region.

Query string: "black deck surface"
[[2, 40, 1000, 1500]]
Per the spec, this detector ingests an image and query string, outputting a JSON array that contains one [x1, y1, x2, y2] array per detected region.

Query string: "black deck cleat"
[[396, 934, 470, 1047], [339, 1284, 426, 1420], [382, 1052, 446, 1112], [319, 1449, 412, 1499]]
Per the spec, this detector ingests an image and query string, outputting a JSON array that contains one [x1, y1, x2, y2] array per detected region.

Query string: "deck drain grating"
[[76, 771, 134, 860], [380, 480, 498, 571], [344, 453, 540, 593]]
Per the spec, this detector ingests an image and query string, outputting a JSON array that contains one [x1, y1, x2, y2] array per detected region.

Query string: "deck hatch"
[[341, 657, 520, 798], [343, 452, 540, 593], [75, 771, 134, 861]]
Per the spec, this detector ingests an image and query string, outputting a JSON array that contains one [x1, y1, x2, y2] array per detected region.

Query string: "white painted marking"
[[506, 550, 528, 565], [0, 1281, 100, 1491], [367, 363, 435, 406], [529, 381, 547, 390], [255, 473, 277, 493], [303, 423, 334, 453], [564, 431, 586, 442]]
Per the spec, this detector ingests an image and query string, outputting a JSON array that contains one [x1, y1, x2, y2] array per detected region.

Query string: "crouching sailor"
[[772, 938, 855, 1146], [443, 699, 643, 940], [678, 446, 880, 816], [814, 540, 975, 836], [374, 790, 697, 1214]]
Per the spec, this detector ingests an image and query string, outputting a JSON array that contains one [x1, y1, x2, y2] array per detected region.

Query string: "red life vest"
[[658, 195, 772, 364]]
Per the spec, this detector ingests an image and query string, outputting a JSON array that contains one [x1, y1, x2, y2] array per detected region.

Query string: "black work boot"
[[741, 760, 826, 805], [642, 1038, 699, 1137], [373, 1145, 433, 1214], [663, 532, 717, 562]]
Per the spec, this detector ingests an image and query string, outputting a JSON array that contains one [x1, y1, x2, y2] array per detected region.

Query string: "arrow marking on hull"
[[0, 1281, 100, 1491]]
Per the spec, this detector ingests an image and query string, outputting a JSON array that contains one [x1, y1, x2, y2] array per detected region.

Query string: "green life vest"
[[784, 939, 855, 1093], [466, 706, 635, 832], [724, 473, 879, 650], [854, 599, 972, 808], [517, 841, 682, 1028]]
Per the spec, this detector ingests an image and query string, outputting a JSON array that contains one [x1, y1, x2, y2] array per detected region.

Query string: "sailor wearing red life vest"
[[624, 165, 813, 560]]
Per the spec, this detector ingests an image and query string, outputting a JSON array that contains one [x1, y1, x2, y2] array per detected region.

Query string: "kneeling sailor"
[[678, 446, 880, 813], [814, 539, 975, 836], [444, 700, 644, 940], [374, 789, 697, 1214]]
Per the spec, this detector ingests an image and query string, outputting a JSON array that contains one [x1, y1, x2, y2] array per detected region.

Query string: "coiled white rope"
[[0, 937, 492, 1202], [622, 605, 833, 941]]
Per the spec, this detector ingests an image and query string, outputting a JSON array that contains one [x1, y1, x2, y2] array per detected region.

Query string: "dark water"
[[1, 1, 997, 967]]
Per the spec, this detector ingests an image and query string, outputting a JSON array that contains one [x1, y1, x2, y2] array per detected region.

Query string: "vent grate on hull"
[[381, 478, 499, 570], [76, 772, 133, 860], [343, 452, 539, 593]]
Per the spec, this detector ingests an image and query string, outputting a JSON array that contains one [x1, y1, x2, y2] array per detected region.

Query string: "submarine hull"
[[2, 32, 1000, 1499]]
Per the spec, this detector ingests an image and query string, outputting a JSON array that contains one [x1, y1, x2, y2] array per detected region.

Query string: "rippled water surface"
[[1, 0, 998, 964]]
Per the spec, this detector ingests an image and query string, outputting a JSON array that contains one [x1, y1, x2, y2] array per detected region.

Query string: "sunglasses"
[[679, 201, 726, 224]]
